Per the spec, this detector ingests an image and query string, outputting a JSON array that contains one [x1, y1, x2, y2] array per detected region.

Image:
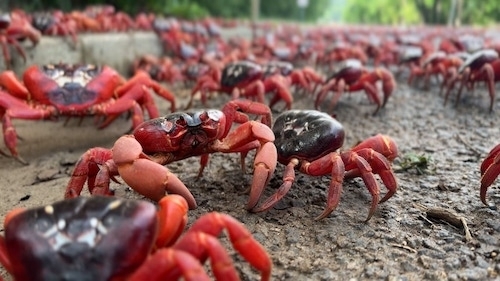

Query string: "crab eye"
[[161, 120, 174, 133], [199, 111, 210, 121], [176, 116, 187, 126], [207, 110, 222, 121]]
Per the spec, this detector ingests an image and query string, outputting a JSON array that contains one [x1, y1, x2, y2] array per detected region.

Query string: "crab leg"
[[351, 134, 399, 162], [173, 213, 272, 281], [186, 76, 219, 109], [328, 78, 345, 111], [480, 143, 500, 204], [222, 98, 273, 128], [302, 153, 346, 220], [97, 85, 147, 129], [64, 147, 115, 198], [264, 76, 293, 110], [0, 93, 55, 164], [233, 80, 265, 104], [315, 78, 338, 110], [0, 71, 30, 99], [115, 70, 176, 114], [352, 148, 398, 203], [212, 121, 276, 210], [155, 195, 189, 248], [129, 249, 211, 281], [341, 151, 381, 222]]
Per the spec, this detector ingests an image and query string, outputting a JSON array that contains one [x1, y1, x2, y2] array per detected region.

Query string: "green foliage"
[[460, 0, 500, 26], [162, 2, 209, 20], [193, 0, 249, 18], [344, 0, 422, 24], [343, 0, 500, 26], [7, 0, 330, 22], [396, 152, 435, 175]]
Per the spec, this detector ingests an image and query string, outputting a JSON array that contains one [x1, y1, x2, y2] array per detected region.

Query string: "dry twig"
[[390, 243, 417, 253], [414, 203, 473, 242]]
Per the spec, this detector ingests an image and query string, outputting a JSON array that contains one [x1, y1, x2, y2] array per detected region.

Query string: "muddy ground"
[[1, 68, 500, 281]]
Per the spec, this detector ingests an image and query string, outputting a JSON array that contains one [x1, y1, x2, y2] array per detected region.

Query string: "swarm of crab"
[[3, 5, 500, 280]]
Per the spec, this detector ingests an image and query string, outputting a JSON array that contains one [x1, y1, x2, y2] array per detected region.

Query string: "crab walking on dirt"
[[249, 110, 399, 221]]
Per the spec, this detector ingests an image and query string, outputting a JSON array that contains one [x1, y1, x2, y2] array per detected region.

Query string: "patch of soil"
[[1, 77, 500, 280]]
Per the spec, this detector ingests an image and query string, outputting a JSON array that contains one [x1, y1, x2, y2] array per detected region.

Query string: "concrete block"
[[0, 32, 162, 76], [80, 32, 163, 75]]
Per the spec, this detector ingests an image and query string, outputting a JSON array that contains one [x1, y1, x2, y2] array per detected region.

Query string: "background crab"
[[0, 63, 176, 164], [315, 59, 396, 115], [0, 10, 41, 69]]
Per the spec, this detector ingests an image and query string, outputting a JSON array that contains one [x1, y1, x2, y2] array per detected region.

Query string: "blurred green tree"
[[6, 0, 330, 22]]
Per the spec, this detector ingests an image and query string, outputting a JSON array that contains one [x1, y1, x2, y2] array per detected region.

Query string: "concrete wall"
[[1, 26, 253, 77], [1, 32, 163, 76]]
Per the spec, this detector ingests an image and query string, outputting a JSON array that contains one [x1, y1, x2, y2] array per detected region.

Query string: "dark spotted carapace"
[[4, 196, 157, 281], [273, 110, 345, 164]]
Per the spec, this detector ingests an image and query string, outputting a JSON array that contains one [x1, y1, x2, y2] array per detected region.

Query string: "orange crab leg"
[[128, 249, 210, 281], [210, 121, 276, 210], [353, 148, 398, 203], [250, 159, 299, 213], [222, 98, 273, 128], [247, 141, 277, 209], [173, 213, 272, 281], [137, 73, 177, 113], [155, 195, 189, 248], [96, 85, 147, 129], [0, 71, 30, 99], [351, 134, 399, 161], [315, 78, 338, 110], [341, 151, 381, 222], [64, 147, 115, 198], [0, 93, 55, 163], [186, 76, 219, 109], [328, 78, 346, 111], [302, 153, 346, 220], [264, 76, 293, 110]]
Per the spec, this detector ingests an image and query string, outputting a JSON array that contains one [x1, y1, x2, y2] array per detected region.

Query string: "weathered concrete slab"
[[0, 26, 252, 77], [1, 32, 163, 76]]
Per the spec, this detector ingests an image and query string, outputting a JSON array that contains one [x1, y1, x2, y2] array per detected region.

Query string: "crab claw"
[[112, 135, 197, 209]]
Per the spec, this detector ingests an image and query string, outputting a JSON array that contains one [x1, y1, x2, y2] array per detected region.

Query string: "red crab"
[[0, 195, 272, 281], [31, 10, 79, 46], [250, 110, 398, 221], [315, 59, 396, 114], [0, 10, 41, 69], [186, 60, 294, 111], [0, 63, 176, 164], [131, 54, 184, 85], [64, 99, 277, 212], [262, 61, 324, 94], [186, 60, 265, 109], [480, 143, 500, 205], [444, 49, 500, 112], [316, 42, 368, 70]]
